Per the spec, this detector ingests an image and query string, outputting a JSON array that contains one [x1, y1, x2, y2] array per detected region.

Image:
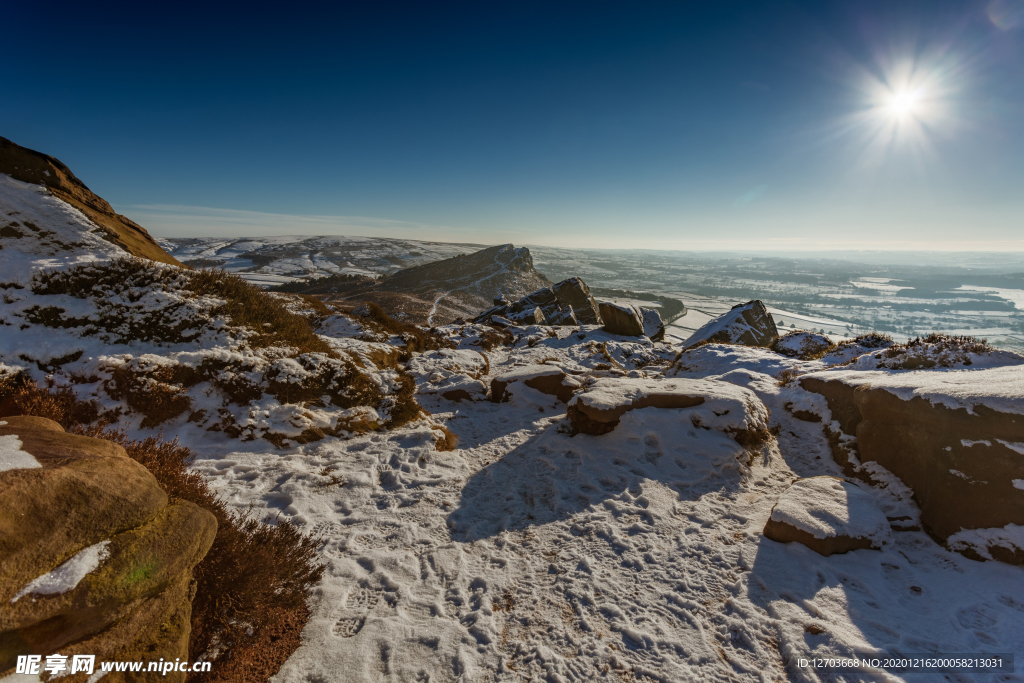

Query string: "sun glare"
[[887, 89, 922, 118]]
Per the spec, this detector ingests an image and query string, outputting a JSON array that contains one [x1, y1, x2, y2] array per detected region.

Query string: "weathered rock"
[[800, 369, 1024, 564], [566, 377, 769, 443], [763, 477, 891, 556], [552, 278, 601, 324], [473, 277, 602, 327], [640, 307, 665, 342], [683, 300, 778, 349], [0, 416, 217, 678], [598, 302, 644, 336], [490, 366, 580, 404]]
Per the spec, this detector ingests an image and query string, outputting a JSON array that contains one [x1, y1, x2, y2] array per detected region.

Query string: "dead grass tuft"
[[432, 423, 459, 451], [878, 333, 991, 369]]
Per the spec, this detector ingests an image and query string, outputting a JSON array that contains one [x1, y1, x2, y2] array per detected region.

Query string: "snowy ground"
[[181, 340, 1024, 683]]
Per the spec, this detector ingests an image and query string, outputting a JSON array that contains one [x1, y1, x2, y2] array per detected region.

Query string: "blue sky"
[[3, 1, 1022, 250]]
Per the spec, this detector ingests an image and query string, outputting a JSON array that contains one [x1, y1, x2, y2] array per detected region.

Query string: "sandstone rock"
[[763, 477, 891, 556], [490, 366, 580, 404], [552, 277, 601, 324], [640, 307, 665, 342], [566, 377, 769, 443], [598, 302, 644, 336], [473, 277, 602, 327], [800, 368, 1024, 564], [682, 300, 778, 349], [0, 416, 217, 678]]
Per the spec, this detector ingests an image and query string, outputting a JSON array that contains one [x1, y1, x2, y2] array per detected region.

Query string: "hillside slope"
[[0, 136, 181, 269], [312, 243, 552, 325]]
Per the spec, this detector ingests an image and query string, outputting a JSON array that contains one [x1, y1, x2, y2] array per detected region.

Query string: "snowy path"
[[426, 289, 453, 326]]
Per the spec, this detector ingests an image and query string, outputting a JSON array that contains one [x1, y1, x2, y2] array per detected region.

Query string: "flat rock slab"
[[763, 477, 891, 556], [567, 376, 768, 438], [491, 366, 580, 403]]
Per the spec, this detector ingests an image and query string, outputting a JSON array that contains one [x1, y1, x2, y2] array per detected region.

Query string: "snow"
[[11, 541, 112, 603], [0, 174, 125, 283], [0, 434, 42, 472], [769, 477, 891, 545], [803, 365, 1024, 416], [947, 524, 1024, 561]]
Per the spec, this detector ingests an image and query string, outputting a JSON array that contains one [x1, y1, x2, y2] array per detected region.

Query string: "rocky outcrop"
[[763, 477, 891, 556], [800, 370, 1024, 564], [474, 277, 602, 327], [0, 416, 217, 679], [490, 366, 581, 404], [683, 300, 778, 349], [598, 302, 644, 336], [0, 136, 182, 267], [566, 377, 770, 443]]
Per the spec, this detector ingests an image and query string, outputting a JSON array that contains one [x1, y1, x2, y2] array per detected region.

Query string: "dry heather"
[[14, 258, 435, 442], [0, 381, 324, 683]]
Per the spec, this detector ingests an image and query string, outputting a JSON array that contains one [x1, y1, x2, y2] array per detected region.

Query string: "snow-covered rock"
[[489, 364, 581, 403], [566, 376, 770, 440], [682, 299, 778, 349], [801, 365, 1024, 563], [763, 477, 891, 555], [598, 301, 644, 336], [640, 306, 665, 342]]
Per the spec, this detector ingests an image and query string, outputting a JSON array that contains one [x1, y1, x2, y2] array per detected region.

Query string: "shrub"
[[185, 268, 335, 356]]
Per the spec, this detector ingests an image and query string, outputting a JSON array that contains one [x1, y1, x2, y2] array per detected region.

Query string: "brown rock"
[[762, 517, 876, 556], [800, 376, 1024, 563], [598, 302, 644, 336], [0, 417, 217, 677]]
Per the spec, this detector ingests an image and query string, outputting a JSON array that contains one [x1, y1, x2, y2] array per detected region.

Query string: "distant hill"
[[280, 244, 552, 325]]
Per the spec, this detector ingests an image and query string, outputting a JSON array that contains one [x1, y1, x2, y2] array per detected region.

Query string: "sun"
[[887, 89, 923, 119]]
